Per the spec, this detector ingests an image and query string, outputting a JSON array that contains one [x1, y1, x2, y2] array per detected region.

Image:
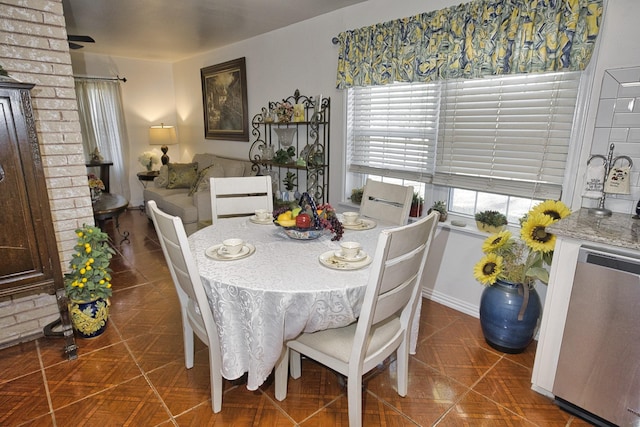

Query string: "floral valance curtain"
[[336, 0, 603, 88]]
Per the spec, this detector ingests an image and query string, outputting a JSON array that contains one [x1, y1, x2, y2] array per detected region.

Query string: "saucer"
[[334, 250, 367, 262], [319, 250, 372, 270], [342, 218, 376, 231], [205, 243, 256, 261], [249, 215, 273, 225]]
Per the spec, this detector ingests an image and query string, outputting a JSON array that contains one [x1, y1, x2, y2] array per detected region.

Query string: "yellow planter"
[[476, 221, 505, 234]]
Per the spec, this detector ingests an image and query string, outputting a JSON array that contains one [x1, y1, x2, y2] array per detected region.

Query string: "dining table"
[[188, 214, 422, 390]]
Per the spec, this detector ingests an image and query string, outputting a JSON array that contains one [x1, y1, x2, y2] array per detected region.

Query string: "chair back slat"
[[210, 176, 273, 221], [359, 178, 413, 225]]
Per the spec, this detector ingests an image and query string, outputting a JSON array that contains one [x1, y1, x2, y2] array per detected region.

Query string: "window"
[[450, 189, 538, 224], [346, 71, 583, 217], [435, 72, 582, 200], [346, 83, 439, 182]]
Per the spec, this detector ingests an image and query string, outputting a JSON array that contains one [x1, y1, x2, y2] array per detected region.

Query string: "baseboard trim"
[[421, 288, 479, 319]]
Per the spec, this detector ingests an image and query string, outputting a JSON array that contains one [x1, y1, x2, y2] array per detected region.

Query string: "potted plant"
[[273, 146, 295, 165], [473, 200, 571, 353], [428, 200, 448, 222], [475, 210, 508, 233], [350, 187, 364, 205], [64, 224, 115, 338], [410, 192, 424, 217], [282, 171, 297, 201]]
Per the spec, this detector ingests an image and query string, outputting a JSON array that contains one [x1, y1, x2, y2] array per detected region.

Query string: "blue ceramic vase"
[[479, 279, 541, 354], [69, 298, 109, 338]]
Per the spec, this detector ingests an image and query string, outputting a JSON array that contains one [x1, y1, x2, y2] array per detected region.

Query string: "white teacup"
[[221, 238, 244, 255], [342, 211, 360, 225], [339, 241, 362, 260], [255, 209, 270, 221]]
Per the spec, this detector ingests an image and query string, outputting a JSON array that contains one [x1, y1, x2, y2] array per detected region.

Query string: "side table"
[[137, 170, 159, 188], [93, 193, 130, 243], [136, 170, 159, 212]]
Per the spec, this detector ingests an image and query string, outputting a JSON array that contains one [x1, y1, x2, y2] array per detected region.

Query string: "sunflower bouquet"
[[473, 200, 571, 287]]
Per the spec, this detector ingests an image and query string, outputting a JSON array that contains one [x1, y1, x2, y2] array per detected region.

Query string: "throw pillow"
[[188, 163, 225, 196], [166, 162, 198, 189], [154, 165, 169, 188]]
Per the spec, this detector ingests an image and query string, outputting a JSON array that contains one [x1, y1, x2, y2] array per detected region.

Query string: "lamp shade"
[[149, 124, 177, 146]]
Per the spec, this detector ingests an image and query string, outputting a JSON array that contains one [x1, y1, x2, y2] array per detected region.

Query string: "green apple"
[[291, 206, 302, 218]]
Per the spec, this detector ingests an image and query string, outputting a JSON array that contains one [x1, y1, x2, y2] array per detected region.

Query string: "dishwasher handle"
[[579, 247, 640, 275]]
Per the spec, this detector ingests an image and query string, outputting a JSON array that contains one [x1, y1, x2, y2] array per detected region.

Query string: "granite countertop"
[[548, 208, 640, 251]]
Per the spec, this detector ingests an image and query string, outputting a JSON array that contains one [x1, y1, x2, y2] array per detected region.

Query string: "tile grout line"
[[110, 315, 179, 426], [430, 353, 506, 426], [35, 339, 57, 427], [258, 387, 303, 426]]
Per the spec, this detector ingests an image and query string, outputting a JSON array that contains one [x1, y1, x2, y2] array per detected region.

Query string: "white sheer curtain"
[[75, 79, 130, 200]]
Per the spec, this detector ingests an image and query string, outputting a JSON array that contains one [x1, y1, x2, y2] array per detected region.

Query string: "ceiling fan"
[[67, 35, 95, 50]]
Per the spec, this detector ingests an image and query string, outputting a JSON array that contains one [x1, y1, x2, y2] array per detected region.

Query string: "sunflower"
[[529, 200, 571, 222], [473, 253, 503, 286], [521, 212, 556, 253], [482, 230, 512, 254]]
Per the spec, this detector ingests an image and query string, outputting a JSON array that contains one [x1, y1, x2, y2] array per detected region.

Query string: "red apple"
[[295, 213, 311, 229]]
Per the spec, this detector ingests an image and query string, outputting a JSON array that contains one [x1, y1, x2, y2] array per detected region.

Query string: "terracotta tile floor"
[[0, 209, 590, 426]]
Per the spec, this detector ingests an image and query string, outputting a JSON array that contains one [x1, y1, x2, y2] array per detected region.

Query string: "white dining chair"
[[274, 210, 440, 427], [359, 178, 414, 225], [210, 176, 273, 222], [147, 200, 224, 413]]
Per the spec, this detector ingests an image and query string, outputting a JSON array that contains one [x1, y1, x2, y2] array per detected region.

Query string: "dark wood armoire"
[[0, 77, 76, 357]]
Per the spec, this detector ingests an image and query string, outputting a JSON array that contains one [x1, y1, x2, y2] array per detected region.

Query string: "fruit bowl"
[[272, 192, 343, 241], [274, 221, 328, 240]]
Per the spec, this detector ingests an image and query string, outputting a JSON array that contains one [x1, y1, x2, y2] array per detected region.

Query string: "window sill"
[[433, 213, 521, 238]]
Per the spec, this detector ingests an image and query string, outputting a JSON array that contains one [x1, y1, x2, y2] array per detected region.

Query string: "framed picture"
[[201, 57, 249, 141]]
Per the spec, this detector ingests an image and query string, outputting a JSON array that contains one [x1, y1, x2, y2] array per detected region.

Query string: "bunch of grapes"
[[272, 206, 291, 220], [315, 203, 344, 240], [319, 213, 344, 241]]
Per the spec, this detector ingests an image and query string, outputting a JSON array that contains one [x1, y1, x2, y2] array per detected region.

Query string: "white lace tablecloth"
[[188, 216, 420, 390]]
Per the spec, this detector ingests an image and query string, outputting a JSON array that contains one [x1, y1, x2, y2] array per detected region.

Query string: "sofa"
[[143, 153, 256, 234]]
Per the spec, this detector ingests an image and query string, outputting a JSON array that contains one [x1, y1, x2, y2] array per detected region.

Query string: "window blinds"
[[347, 83, 439, 182], [433, 72, 582, 199]]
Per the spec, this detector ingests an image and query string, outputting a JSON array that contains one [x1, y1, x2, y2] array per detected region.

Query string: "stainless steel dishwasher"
[[553, 246, 640, 427]]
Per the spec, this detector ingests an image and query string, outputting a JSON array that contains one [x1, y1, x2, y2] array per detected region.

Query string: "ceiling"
[[62, 0, 365, 61]]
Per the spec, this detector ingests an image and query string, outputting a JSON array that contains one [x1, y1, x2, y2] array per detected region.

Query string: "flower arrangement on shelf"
[[137, 151, 159, 170], [275, 101, 294, 122], [64, 225, 115, 301], [88, 173, 105, 202], [473, 200, 571, 287], [87, 173, 105, 191], [273, 192, 344, 241]]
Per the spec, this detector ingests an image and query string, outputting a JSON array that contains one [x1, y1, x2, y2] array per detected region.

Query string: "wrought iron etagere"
[[249, 89, 330, 205]]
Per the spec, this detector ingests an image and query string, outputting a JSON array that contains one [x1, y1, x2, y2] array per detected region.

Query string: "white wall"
[[570, 0, 640, 214], [71, 0, 640, 316]]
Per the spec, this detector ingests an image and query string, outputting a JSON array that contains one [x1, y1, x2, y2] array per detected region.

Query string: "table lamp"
[[149, 123, 177, 165]]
